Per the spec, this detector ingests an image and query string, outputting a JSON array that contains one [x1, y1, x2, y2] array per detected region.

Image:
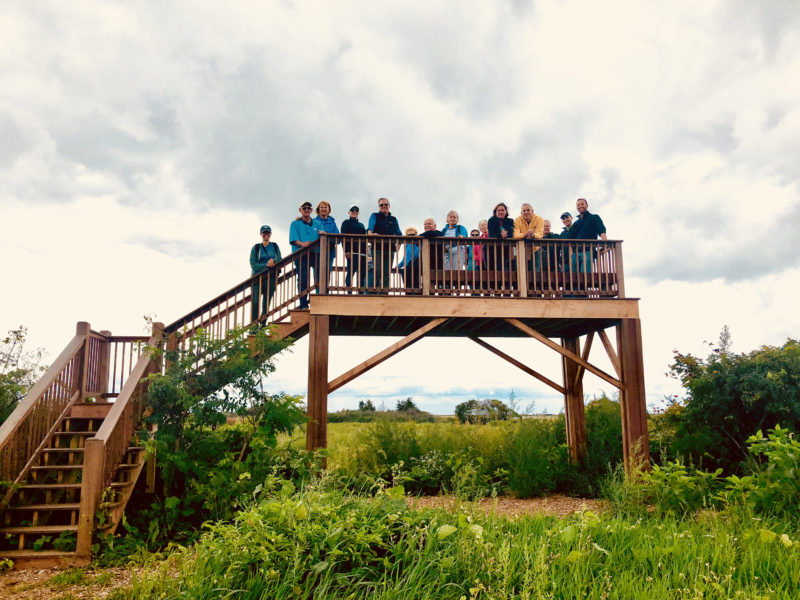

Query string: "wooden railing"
[[165, 242, 319, 342], [319, 234, 624, 298], [0, 325, 86, 485], [76, 328, 161, 555]]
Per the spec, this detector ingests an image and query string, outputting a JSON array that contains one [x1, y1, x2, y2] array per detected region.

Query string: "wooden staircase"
[[0, 401, 147, 568], [0, 245, 319, 569]]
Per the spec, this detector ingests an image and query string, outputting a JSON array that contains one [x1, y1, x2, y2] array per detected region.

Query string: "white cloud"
[[2, 0, 799, 414]]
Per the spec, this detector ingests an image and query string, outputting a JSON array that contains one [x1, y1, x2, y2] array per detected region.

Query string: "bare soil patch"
[[406, 494, 607, 518]]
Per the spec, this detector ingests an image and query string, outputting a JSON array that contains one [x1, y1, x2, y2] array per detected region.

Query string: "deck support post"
[[562, 336, 587, 463], [617, 318, 649, 472], [306, 315, 330, 455], [76, 438, 104, 559]]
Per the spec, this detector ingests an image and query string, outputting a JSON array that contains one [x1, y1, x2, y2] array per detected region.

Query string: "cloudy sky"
[[2, 1, 798, 414]]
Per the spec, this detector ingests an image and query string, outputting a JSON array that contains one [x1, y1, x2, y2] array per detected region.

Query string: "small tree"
[[395, 397, 418, 412], [0, 326, 46, 424], [358, 399, 376, 412]]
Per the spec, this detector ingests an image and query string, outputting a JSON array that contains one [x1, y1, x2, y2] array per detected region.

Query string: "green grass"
[[118, 481, 800, 599]]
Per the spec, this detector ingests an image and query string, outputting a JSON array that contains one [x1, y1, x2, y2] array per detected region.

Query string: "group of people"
[[249, 197, 608, 320]]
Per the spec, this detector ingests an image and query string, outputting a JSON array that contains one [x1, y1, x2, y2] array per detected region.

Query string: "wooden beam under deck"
[[311, 296, 639, 320]]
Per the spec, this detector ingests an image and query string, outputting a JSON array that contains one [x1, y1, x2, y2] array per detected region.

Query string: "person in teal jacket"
[[441, 210, 468, 270], [313, 201, 339, 280], [250, 225, 282, 323]]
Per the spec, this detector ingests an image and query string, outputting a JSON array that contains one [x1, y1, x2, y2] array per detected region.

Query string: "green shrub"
[[504, 418, 570, 497], [669, 338, 800, 472]]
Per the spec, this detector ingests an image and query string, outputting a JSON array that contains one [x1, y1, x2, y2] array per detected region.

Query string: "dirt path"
[[0, 494, 605, 598]]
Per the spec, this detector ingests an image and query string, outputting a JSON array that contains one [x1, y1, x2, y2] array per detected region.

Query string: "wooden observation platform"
[[0, 234, 647, 567]]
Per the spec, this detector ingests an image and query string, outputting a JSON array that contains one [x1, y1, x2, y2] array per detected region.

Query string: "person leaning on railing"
[[289, 201, 321, 309], [341, 205, 367, 291], [250, 225, 282, 323], [441, 210, 468, 270], [486, 202, 515, 271], [513, 203, 544, 271], [568, 197, 607, 273], [367, 197, 402, 290]]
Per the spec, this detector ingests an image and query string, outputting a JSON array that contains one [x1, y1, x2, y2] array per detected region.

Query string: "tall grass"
[[125, 479, 800, 599], [325, 397, 624, 498]]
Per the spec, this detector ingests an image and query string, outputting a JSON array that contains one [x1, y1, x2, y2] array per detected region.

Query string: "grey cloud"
[[632, 202, 800, 282], [654, 117, 738, 161], [0, 117, 33, 168]]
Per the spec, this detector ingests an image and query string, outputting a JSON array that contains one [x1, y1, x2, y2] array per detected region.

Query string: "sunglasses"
[[470, 233, 480, 237], [379, 204, 389, 207]]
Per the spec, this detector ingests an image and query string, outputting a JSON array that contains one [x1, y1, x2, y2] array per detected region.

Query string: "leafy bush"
[[613, 426, 800, 519], [504, 418, 570, 497], [669, 338, 800, 472], [119, 325, 309, 547], [454, 398, 516, 424]]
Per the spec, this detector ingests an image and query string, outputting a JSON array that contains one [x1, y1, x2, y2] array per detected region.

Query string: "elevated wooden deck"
[[1, 235, 648, 568]]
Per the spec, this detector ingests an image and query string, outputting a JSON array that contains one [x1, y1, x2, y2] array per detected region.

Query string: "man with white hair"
[[513, 203, 544, 270]]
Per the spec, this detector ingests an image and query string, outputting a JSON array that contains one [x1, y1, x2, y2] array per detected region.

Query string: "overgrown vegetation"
[[329, 396, 623, 499], [666, 336, 800, 473], [116, 325, 311, 550], [121, 472, 800, 599], [82, 329, 800, 599]]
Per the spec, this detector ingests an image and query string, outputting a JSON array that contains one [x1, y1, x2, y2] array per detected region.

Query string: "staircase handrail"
[[165, 240, 320, 339], [0, 331, 86, 483]]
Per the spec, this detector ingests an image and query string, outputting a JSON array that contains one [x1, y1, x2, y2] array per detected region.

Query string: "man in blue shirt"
[[289, 201, 321, 309], [367, 197, 402, 291]]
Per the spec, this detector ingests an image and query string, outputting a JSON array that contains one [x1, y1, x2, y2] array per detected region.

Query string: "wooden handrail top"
[[0, 334, 84, 448], [164, 241, 320, 334], [91, 334, 160, 444], [106, 335, 150, 344]]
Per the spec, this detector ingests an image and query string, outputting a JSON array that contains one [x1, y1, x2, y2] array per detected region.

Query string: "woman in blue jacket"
[[313, 201, 339, 284]]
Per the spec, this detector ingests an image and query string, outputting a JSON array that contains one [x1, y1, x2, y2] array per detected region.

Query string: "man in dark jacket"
[[340, 205, 367, 291], [569, 198, 607, 272], [367, 198, 401, 290]]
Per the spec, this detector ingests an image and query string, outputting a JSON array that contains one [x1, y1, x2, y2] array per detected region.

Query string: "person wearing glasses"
[[313, 201, 340, 284], [250, 225, 282, 323], [540, 219, 560, 273], [467, 229, 482, 270], [289, 201, 321, 309], [367, 198, 401, 290]]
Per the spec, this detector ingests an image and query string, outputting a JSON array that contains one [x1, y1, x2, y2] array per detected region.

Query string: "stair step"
[[42, 447, 84, 453], [0, 525, 78, 535], [31, 465, 83, 471], [6, 503, 81, 511], [0, 550, 87, 569], [52, 431, 95, 436], [20, 483, 82, 490]]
